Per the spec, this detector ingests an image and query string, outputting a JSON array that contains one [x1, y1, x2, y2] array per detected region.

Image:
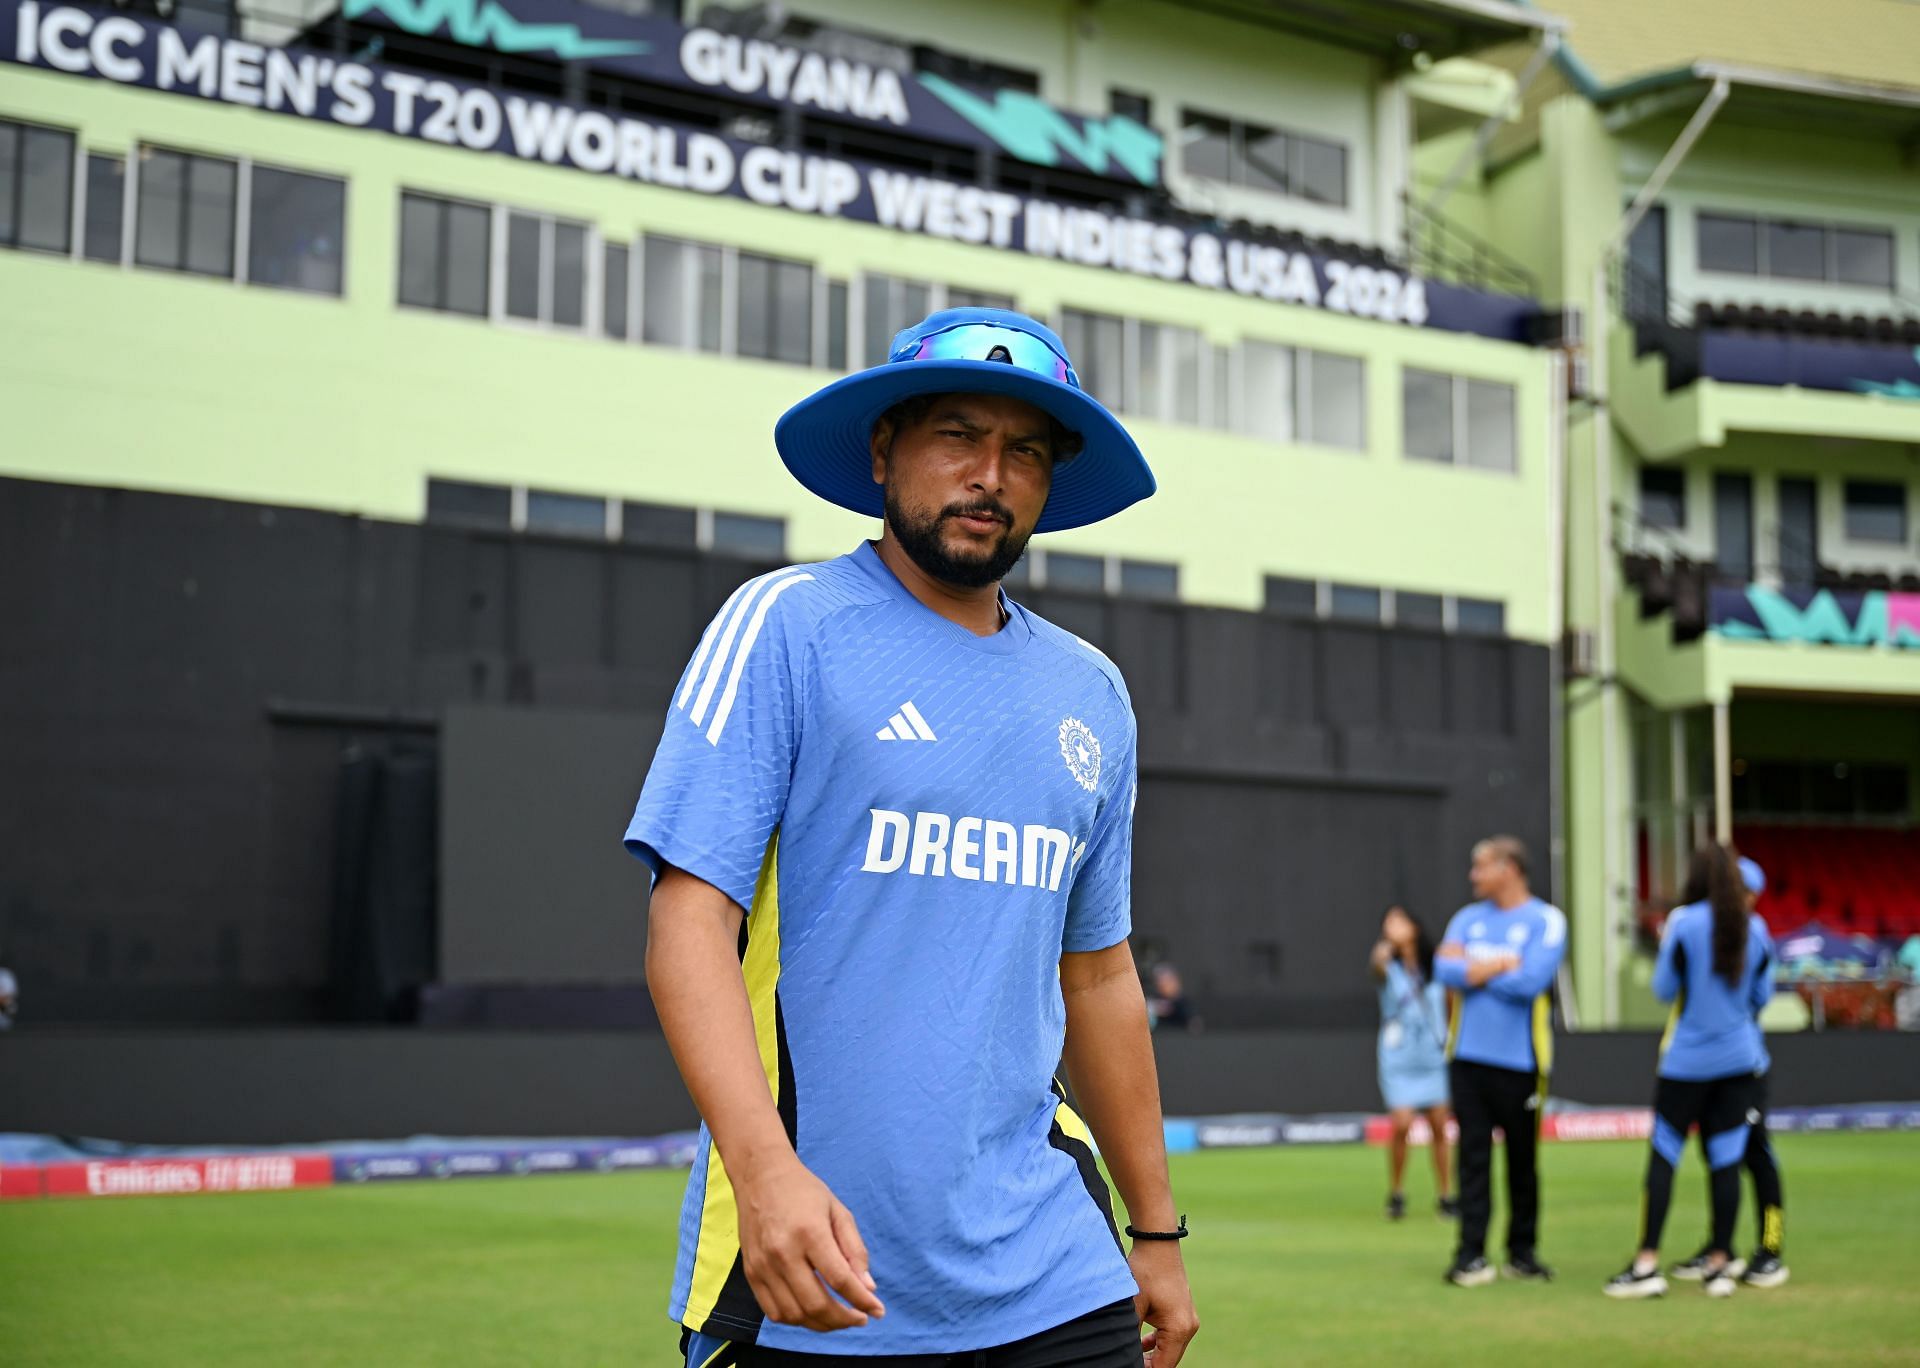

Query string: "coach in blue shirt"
[[1434, 836, 1567, 1287], [628, 310, 1195, 1367]]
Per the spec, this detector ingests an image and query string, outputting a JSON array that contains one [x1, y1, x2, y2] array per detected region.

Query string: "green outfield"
[[5, 1134, 1917, 1366]]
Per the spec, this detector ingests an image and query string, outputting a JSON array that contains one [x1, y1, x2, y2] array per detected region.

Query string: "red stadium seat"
[[1735, 824, 1920, 944]]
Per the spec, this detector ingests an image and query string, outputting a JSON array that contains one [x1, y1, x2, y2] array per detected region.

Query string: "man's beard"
[[883, 485, 1032, 590]]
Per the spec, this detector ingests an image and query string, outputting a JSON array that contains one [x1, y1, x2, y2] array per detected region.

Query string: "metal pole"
[[1713, 699, 1733, 842], [1420, 33, 1561, 221]]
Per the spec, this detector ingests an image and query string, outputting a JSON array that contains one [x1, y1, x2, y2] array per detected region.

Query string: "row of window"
[[1641, 469, 1910, 548], [427, 479, 790, 559], [1697, 213, 1896, 290], [0, 121, 346, 293], [1264, 576, 1507, 635], [1178, 108, 1349, 208], [425, 479, 1181, 600], [8, 118, 1517, 470], [1730, 759, 1910, 820]]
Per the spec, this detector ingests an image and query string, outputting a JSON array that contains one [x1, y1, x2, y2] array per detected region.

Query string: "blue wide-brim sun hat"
[[774, 307, 1156, 534], [1739, 856, 1766, 896]]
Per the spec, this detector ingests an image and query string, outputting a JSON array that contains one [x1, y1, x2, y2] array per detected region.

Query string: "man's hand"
[[733, 1153, 884, 1333], [1131, 1241, 1198, 1365], [1466, 952, 1521, 987]]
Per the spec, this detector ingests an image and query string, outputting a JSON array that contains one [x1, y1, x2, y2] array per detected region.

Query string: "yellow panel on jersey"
[[1054, 1096, 1097, 1149], [1530, 993, 1553, 1075], [1445, 990, 1462, 1060], [1658, 997, 1683, 1060], [683, 836, 785, 1332]]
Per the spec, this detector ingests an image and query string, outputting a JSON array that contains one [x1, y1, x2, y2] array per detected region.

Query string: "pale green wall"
[[1618, 117, 1920, 319], [809, 0, 1392, 245], [0, 67, 1557, 636]]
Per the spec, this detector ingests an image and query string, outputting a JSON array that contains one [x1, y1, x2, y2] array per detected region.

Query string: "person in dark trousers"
[[1434, 837, 1567, 1287], [1669, 856, 1788, 1289], [1605, 842, 1775, 1301], [1369, 907, 1454, 1221]]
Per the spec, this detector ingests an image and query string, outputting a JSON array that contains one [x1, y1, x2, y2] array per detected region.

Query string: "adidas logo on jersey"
[[875, 701, 938, 742]]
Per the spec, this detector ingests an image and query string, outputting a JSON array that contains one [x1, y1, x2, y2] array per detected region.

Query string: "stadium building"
[[1, 0, 1572, 1037], [1428, 0, 1920, 1022]]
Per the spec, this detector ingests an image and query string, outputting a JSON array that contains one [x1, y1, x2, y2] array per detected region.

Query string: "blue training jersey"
[[624, 542, 1139, 1354], [1435, 898, 1566, 1075], [1377, 960, 1447, 1075], [1654, 904, 1775, 1082]]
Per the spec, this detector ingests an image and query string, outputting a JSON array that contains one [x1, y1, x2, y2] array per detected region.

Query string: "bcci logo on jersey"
[[1058, 717, 1101, 792]]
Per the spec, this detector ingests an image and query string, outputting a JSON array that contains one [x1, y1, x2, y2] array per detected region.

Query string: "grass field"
[[6, 1134, 1918, 1366]]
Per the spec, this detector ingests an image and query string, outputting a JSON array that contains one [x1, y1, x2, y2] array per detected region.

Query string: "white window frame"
[[493, 205, 595, 332]]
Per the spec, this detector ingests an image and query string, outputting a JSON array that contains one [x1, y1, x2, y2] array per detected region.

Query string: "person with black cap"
[[626, 309, 1195, 1366]]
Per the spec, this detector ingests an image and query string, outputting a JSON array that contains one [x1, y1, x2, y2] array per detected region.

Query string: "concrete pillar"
[[1713, 699, 1733, 843]]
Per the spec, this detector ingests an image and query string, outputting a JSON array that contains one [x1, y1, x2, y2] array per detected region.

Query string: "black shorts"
[[1651, 1073, 1759, 1162], [682, 1297, 1143, 1368]]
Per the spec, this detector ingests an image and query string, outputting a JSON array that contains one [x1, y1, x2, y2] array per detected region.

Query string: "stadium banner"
[[1699, 332, 1920, 398], [1710, 584, 1920, 649], [35, 1152, 334, 1199], [337, 0, 1166, 187], [333, 1135, 701, 1184], [0, 1162, 47, 1200], [1, 0, 1537, 343]]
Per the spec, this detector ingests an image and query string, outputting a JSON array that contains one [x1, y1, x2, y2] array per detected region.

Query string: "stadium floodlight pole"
[[1588, 75, 1729, 1025]]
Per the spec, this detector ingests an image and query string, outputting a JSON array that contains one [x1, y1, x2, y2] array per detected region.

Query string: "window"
[[861, 277, 1012, 367], [399, 193, 490, 317], [1234, 342, 1365, 448], [83, 154, 124, 263], [1046, 552, 1107, 593], [736, 250, 813, 365], [711, 512, 786, 560], [526, 489, 607, 537], [426, 479, 512, 528], [824, 280, 848, 370], [1329, 584, 1382, 623], [1696, 210, 1895, 288], [1305, 351, 1366, 450], [1118, 559, 1178, 600], [0, 119, 75, 253], [603, 242, 630, 340], [1264, 576, 1318, 619], [504, 212, 588, 327], [1639, 467, 1687, 531], [1135, 321, 1207, 425], [863, 273, 932, 366], [1464, 380, 1515, 472], [1698, 214, 1759, 275], [1394, 591, 1443, 628], [948, 287, 1015, 311], [1402, 369, 1516, 473], [248, 166, 345, 295], [1455, 598, 1506, 636], [1060, 308, 1126, 412], [1844, 481, 1907, 544], [1178, 108, 1348, 207], [643, 234, 724, 351], [622, 501, 698, 548], [1109, 88, 1153, 125], [1238, 340, 1293, 441], [1835, 229, 1895, 288], [135, 147, 235, 277]]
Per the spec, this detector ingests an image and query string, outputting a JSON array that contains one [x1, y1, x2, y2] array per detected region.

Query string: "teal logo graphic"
[[1715, 585, 1920, 648], [1850, 348, 1920, 401], [344, 0, 649, 60], [915, 73, 1162, 186]]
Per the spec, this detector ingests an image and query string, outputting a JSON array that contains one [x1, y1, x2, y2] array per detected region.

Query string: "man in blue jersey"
[[626, 309, 1197, 1366], [1434, 836, 1566, 1287]]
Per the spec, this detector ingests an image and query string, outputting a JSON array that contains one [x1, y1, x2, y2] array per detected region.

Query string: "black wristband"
[[1125, 1216, 1189, 1241]]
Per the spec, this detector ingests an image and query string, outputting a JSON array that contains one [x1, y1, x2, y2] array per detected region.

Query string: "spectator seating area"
[[1692, 301, 1920, 345], [1736, 824, 1920, 941]]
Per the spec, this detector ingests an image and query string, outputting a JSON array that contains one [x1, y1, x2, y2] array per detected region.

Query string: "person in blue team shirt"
[[1604, 842, 1775, 1301], [1369, 906, 1454, 1221], [1666, 855, 1789, 1290], [626, 309, 1196, 1367], [1434, 836, 1567, 1287]]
